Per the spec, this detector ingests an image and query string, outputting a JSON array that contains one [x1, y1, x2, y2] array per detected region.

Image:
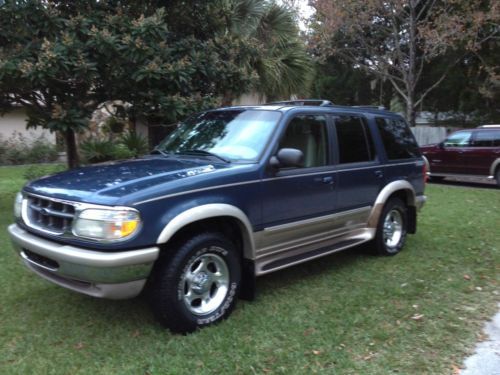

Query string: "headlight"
[[14, 192, 23, 219], [72, 208, 141, 241]]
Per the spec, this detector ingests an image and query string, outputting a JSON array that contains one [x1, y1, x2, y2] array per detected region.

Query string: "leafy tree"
[[0, 0, 311, 168], [223, 0, 313, 102], [310, 0, 500, 126], [0, 1, 255, 167]]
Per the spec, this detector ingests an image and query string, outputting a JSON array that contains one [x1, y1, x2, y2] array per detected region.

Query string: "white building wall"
[[0, 108, 56, 144]]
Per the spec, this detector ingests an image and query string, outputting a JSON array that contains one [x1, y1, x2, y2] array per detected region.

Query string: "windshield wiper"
[[151, 148, 171, 157], [176, 149, 230, 163]]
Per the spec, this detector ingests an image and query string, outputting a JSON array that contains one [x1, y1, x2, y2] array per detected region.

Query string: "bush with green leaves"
[[80, 131, 148, 164], [0, 132, 58, 166], [120, 131, 149, 158]]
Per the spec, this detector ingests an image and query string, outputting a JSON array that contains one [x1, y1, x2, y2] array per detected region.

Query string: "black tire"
[[150, 232, 241, 333], [374, 198, 408, 256], [495, 169, 500, 188]]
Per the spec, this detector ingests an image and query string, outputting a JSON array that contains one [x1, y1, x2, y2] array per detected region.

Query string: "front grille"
[[26, 195, 75, 234]]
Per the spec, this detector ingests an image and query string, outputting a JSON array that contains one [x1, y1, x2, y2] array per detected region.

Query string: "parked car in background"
[[421, 125, 500, 187], [9, 100, 426, 333]]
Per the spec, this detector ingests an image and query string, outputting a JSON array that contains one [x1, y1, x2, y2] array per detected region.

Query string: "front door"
[[259, 114, 336, 253], [436, 131, 473, 174]]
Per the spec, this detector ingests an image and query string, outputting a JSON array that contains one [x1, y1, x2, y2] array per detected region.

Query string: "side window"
[[279, 115, 328, 168], [443, 131, 472, 147], [335, 116, 376, 164], [472, 131, 500, 147], [375, 117, 420, 160]]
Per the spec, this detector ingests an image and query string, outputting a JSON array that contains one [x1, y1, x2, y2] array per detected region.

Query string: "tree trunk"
[[407, 0, 417, 127], [406, 93, 416, 127], [65, 128, 80, 169], [221, 91, 234, 107]]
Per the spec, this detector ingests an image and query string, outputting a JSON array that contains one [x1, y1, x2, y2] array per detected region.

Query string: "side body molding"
[[367, 180, 416, 228], [156, 204, 256, 260]]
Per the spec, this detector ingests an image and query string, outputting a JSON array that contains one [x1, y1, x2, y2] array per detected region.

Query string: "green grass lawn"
[[1, 166, 499, 374]]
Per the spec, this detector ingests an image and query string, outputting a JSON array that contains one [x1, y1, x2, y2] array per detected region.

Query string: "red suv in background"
[[420, 125, 500, 187]]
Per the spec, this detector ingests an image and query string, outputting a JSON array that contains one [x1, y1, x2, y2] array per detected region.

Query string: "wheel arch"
[[367, 180, 417, 232], [490, 158, 500, 177], [156, 204, 255, 261]]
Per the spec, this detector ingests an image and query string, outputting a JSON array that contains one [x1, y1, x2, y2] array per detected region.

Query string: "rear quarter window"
[[375, 117, 420, 160], [472, 130, 500, 147]]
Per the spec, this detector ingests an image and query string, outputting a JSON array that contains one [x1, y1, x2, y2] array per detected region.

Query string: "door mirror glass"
[[270, 148, 304, 168]]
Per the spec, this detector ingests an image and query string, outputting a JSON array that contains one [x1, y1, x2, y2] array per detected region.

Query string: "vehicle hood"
[[24, 156, 233, 204]]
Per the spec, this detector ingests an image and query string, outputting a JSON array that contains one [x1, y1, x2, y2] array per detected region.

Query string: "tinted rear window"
[[472, 130, 500, 147], [375, 117, 420, 160], [335, 116, 376, 163]]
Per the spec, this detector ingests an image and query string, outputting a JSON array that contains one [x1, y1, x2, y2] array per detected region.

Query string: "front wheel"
[[150, 232, 241, 333], [374, 198, 408, 256]]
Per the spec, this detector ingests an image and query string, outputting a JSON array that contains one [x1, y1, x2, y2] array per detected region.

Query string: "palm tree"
[[223, 0, 312, 103]]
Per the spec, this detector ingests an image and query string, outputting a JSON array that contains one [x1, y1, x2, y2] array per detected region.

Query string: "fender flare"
[[422, 155, 431, 175], [156, 204, 255, 260], [367, 180, 416, 228], [490, 158, 500, 177]]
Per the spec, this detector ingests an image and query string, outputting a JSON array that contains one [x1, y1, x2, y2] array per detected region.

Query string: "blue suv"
[[8, 100, 426, 333]]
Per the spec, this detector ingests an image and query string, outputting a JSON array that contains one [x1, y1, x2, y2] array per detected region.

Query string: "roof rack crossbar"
[[266, 99, 334, 107], [352, 105, 387, 111]]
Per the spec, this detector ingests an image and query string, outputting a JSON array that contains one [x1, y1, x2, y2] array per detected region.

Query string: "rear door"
[[332, 115, 383, 213], [468, 130, 500, 175]]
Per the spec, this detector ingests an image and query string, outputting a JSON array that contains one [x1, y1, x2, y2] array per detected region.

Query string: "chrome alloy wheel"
[[383, 209, 403, 248], [181, 251, 230, 316]]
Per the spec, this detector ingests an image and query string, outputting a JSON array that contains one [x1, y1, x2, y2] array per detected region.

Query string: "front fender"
[[156, 203, 256, 260]]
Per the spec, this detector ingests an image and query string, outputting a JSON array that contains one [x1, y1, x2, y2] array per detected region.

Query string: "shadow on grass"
[[10, 244, 373, 334], [255, 244, 372, 295]]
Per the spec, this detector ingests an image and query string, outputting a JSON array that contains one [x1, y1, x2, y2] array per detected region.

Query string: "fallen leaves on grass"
[[411, 314, 424, 321], [463, 274, 471, 281]]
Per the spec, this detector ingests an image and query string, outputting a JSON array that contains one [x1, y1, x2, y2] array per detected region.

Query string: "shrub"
[[0, 132, 58, 166], [120, 131, 149, 157], [80, 131, 149, 164], [80, 139, 116, 163]]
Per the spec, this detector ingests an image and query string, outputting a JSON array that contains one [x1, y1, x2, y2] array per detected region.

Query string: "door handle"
[[374, 170, 384, 178], [322, 176, 334, 184]]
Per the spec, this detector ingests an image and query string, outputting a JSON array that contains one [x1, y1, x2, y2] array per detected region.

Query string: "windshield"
[[156, 109, 281, 162]]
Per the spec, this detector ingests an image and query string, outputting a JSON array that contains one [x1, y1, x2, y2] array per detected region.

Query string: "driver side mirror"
[[270, 148, 304, 169], [438, 141, 445, 150]]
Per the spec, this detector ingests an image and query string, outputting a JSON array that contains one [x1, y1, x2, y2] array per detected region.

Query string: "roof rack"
[[352, 105, 387, 111], [266, 99, 334, 107], [477, 124, 500, 128]]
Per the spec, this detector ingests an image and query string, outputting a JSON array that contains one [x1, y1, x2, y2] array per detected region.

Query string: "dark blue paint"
[[20, 105, 425, 252]]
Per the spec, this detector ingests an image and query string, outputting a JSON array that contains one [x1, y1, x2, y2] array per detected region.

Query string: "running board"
[[256, 235, 372, 276]]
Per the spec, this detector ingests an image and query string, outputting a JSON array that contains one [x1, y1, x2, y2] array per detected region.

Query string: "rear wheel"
[[374, 198, 408, 256], [495, 169, 500, 188], [150, 232, 241, 333]]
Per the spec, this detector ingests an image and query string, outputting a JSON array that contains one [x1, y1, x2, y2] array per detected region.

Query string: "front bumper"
[[8, 224, 159, 299]]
